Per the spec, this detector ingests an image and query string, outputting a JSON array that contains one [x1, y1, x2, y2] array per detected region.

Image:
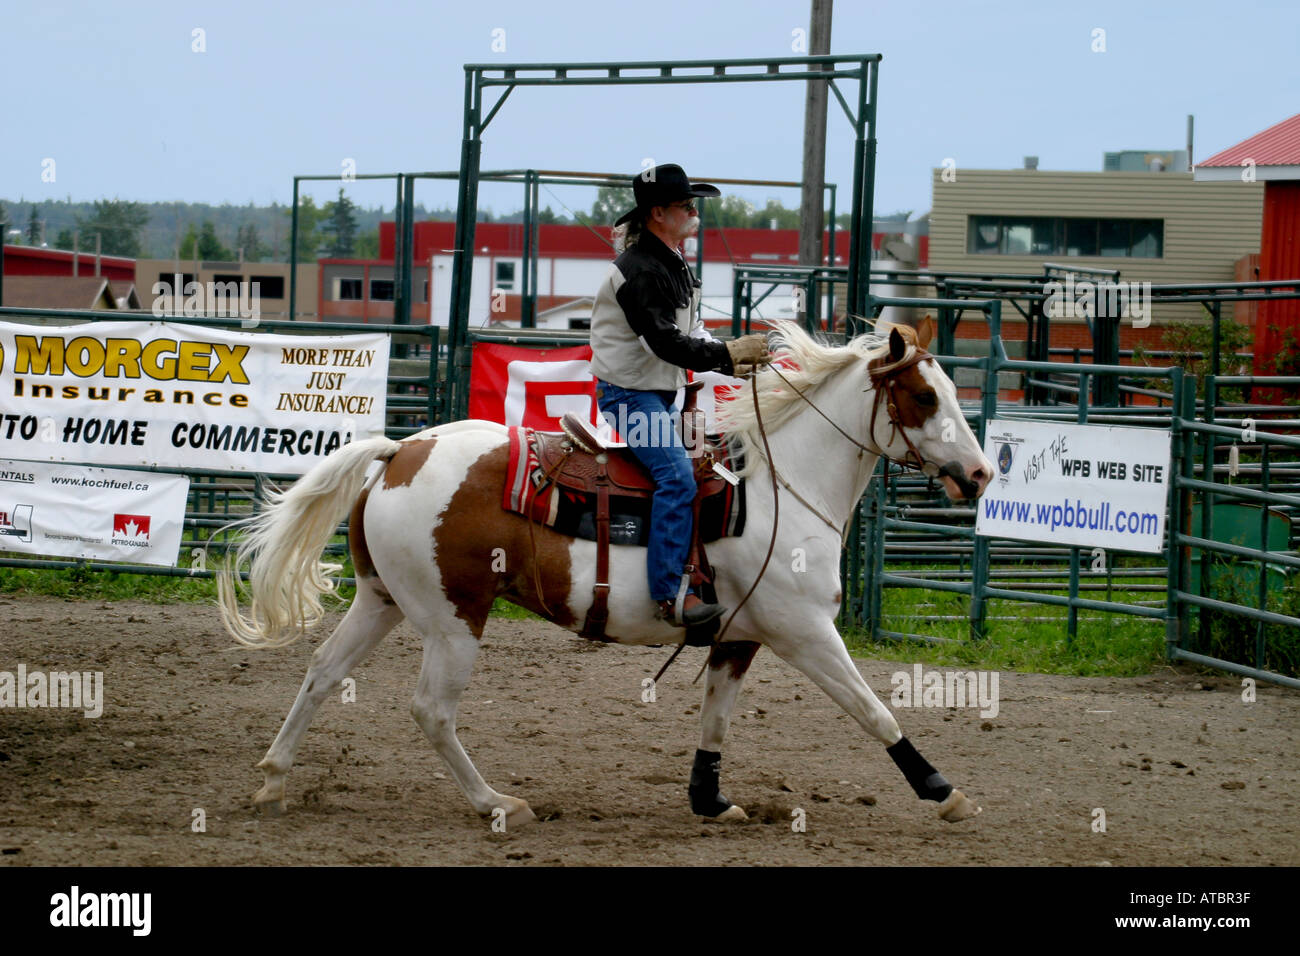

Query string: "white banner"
[[0, 320, 389, 475], [0, 458, 189, 567], [976, 419, 1172, 554]]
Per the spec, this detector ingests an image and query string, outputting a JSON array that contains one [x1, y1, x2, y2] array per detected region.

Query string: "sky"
[[5, 0, 1300, 221]]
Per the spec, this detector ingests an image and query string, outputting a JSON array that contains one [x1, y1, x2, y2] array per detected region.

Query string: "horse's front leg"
[[689, 640, 761, 822], [766, 622, 981, 822]]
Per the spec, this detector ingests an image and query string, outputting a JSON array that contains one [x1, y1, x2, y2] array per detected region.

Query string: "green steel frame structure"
[[444, 54, 883, 419]]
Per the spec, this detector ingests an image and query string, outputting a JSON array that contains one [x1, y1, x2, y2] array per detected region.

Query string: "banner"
[[468, 341, 741, 434], [0, 458, 189, 567], [0, 320, 389, 475], [976, 419, 1172, 554]]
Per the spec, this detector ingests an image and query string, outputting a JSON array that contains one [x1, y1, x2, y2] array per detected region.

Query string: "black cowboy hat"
[[614, 163, 721, 226]]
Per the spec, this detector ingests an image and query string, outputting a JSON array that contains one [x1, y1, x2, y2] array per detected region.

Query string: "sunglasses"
[[668, 200, 698, 214]]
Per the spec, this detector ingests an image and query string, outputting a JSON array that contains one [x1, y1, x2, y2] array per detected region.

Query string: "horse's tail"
[[217, 435, 403, 649]]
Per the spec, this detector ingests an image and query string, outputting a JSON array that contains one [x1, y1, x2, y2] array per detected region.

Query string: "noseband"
[[868, 347, 943, 479]]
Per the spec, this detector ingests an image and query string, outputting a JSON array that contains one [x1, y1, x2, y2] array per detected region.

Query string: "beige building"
[[928, 169, 1264, 327], [134, 259, 318, 319]]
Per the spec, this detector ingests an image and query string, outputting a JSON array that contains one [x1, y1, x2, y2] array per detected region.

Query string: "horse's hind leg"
[[410, 627, 536, 829], [690, 641, 760, 822], [767, 622, 981, 822], [253, 586, 403, 812]]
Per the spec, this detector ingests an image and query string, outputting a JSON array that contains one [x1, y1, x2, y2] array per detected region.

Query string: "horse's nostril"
[[971, 468, 988, 483]]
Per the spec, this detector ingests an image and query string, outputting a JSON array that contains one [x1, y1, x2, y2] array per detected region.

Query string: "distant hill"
[[0, 198, 569, 261]]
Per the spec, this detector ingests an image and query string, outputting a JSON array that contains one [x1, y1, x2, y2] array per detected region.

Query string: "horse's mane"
[[717, 320, 906, 476]]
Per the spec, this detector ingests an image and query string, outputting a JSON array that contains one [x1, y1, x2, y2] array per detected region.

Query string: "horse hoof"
[[937, 788, 981, 822], [489, 797, 537, 830], [710, 804, 748, 823], [253, 792, 286, 816]]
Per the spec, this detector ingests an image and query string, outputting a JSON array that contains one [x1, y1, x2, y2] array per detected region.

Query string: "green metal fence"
[[845, 293, 1298, 688]]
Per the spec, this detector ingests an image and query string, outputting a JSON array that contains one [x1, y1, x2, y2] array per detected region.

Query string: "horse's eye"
[[915, 392, 938, 407]]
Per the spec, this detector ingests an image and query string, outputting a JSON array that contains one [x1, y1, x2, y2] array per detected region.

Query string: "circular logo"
[[997, 443, 1014, 475]]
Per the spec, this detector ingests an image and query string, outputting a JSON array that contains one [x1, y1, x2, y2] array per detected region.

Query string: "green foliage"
[[1134, 318, 1254, 401], [235, 222, 268, 262], [27, 204, 41, 244], [289, 196, 325, 261], [354, 228, 380, 260], [321, 188, 359, 258], [590, 185, 627, 225], [74, 199, 150, 257], [54, 228, 74, 251], [197, 221, 233, 260], [1192, 559, 1300, 677], [177, 224, 199, 260]]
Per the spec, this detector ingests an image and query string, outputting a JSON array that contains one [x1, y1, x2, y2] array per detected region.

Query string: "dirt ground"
[[2, 595, 1297, 867]]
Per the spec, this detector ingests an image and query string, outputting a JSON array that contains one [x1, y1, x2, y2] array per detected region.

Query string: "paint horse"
[[218, 318, 994, 828]]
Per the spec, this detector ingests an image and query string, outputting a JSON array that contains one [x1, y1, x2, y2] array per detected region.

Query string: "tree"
[[54, 228, 75, 251], [590, 185, 631, 224], [197, 221, 233, 260], [321, 188, 359, 258], [178, 224, 199, 260], [706, 195, 757, 228], [27, 205, 41, 245], [354, 229, 380, 259], [286, 196, 324, 261], [235, 223, 267, 262], [74, 199, 150, 257]]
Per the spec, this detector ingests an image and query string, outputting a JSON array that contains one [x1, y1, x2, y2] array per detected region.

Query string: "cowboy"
[[589, 163, 769, 630]]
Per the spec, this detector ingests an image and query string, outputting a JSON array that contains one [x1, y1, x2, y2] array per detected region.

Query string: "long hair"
[[612, 215, 644, 252]]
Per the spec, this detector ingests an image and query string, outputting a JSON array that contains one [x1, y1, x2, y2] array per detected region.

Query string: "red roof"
[[1200, 112, 1300, 167], [379, 221, 861, 265]]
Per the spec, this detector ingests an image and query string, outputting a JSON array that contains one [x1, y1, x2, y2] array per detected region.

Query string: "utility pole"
[[798, 0, 833, 321]]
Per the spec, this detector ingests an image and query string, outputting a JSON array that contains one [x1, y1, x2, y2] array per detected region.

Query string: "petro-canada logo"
[[111, 514, 151, 548], [0, 504, 35, 543]]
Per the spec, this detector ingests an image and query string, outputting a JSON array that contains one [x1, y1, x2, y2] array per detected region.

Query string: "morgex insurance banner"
[[0, 458, 189, 566], [976, 419, 1172, 554], [0, 320, 389, 475]]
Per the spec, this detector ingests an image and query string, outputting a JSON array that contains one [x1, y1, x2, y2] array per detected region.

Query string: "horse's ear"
[[917, 314, 936, 350], [888, 327, 906, 361]]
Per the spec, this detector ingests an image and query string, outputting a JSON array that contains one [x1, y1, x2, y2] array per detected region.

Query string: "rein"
[[661, 342, 941, 685]]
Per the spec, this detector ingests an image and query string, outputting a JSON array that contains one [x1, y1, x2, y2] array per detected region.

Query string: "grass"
[[842, 564, 1171, 677]]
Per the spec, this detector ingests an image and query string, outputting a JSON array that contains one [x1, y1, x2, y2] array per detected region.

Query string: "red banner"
[[468, 341, 746, 433]]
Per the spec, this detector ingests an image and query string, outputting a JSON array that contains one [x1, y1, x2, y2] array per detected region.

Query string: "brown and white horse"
[[218, 319, 993, 828]]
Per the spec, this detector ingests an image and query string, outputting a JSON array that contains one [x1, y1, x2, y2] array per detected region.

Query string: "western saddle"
[[531, 381, 729, 642]]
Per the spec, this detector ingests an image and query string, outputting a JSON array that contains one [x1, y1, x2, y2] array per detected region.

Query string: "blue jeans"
[[596, 381, 696, 602]]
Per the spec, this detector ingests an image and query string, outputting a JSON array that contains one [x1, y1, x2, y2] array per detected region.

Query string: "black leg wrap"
[[887, 736, 954, 802], [688, 748, 733, 817]]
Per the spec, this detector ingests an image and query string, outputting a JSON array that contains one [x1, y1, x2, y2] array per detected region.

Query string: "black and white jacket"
[[589, 229, 735, 391]]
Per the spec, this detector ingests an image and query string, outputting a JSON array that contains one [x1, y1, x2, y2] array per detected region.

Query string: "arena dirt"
[[2, 596, 1297, 866]]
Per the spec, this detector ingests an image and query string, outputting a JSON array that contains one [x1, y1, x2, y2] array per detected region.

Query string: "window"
[[212, 273, 244, 286], [370, 279, 395, 301], [495, 261, 515, 290], [336, 278, 363, 300], [250, 275, 285, 298], [967, 216, 1162, 258]]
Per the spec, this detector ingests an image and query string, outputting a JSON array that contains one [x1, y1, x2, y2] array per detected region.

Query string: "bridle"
[[865, 347, 944, 479], [667, 342, 947, 683], [764, 345, 944, 479]]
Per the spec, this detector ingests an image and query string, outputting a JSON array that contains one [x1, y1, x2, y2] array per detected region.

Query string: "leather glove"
[[726, 334, 770, 375]]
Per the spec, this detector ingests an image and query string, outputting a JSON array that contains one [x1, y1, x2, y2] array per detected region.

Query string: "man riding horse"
[[589, 163, 769, 632]]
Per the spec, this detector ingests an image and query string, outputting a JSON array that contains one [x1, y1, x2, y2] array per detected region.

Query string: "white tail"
[[217, 436, 402, 648]]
